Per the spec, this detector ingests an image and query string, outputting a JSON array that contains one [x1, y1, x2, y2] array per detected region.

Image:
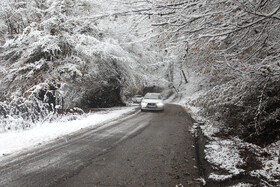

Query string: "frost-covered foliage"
[[147, 0, 280, 144], [0, 0, 169, 131], [149, 0, 280, 77], [0, 96, 49, 132], [192, 76, 280, 145]]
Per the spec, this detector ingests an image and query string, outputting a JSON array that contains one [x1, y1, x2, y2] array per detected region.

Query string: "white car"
[[141, 93, 164, 112], [132, 95, 143, 103]]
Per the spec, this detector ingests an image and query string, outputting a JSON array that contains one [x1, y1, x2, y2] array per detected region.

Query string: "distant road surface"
[[0, 104, 200, 187]]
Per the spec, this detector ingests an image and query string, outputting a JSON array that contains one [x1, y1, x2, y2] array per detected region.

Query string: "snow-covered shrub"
[[0, 0, 148, 130], [0, 0, 147, 104], [191, 75, 280, 146], [0, 97, 50, 132]]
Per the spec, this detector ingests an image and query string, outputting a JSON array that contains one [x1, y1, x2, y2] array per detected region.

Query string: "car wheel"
[[141, 109, 145, 112]]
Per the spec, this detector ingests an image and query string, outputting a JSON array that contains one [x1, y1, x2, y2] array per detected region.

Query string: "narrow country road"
[[0, 104, 200, 187]]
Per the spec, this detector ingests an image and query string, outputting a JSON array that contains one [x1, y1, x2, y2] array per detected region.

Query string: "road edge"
[[181, 106, 211, 187]]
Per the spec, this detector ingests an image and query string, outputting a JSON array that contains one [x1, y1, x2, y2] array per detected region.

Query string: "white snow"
[[208, 173, 232, 181], [230, 183, 253, 187], [205, 139, 245, 175], [199, 122, 221, 139], [0, 106, 137, 158], [251, 140, 280, 183], [194, 177, 206, 186], [251, 157, 280, 183]]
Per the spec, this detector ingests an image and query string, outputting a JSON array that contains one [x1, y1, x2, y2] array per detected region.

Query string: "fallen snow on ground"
[[199, 122, 221, 139], [251, 140, 280, 184], [0, 107, 137, 158], [251, 157, 280, 183], [201, 123, 279, 185], [230, 183, 253, 187], [205, 139, 245, 175], [208, 173, 233, 181], [196, 113, 279, 185]]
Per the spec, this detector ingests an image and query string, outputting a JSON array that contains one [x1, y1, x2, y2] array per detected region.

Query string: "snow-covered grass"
[[0, 106, 137, 158], [205, 139, 245, 175], [191, 110, 280, 185], [251, 141, 280, 184], [186, 100, 280, 185]]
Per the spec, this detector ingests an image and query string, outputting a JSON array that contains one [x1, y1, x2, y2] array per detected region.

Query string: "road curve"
[[0, 104, 200, 187]]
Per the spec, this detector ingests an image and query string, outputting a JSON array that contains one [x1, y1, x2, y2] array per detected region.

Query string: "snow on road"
[[0, 106, 137, 158]]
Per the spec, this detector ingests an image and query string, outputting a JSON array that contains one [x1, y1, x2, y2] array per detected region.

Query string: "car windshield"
[[144, 94, 161, 99]]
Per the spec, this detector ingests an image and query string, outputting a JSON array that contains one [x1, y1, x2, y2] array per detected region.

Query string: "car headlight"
[[141, 101, 147, 107], [156, 102, 164, 107]]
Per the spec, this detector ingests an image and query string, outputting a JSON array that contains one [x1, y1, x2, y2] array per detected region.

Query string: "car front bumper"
[[141, 103, 164, 111]]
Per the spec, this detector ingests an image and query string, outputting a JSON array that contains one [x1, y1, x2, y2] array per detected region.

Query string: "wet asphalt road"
[[0, 104, 200, 187]]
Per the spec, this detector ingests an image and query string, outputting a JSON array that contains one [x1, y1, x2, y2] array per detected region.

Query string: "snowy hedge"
[[191, 75, 280, 146], [0, 97, 50, 132]]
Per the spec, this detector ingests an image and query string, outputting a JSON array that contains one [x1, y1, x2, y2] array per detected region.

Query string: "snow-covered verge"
[[0, 106, 137, 158], [188, 104, 280, 186], [169, 70, 279, 186]]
